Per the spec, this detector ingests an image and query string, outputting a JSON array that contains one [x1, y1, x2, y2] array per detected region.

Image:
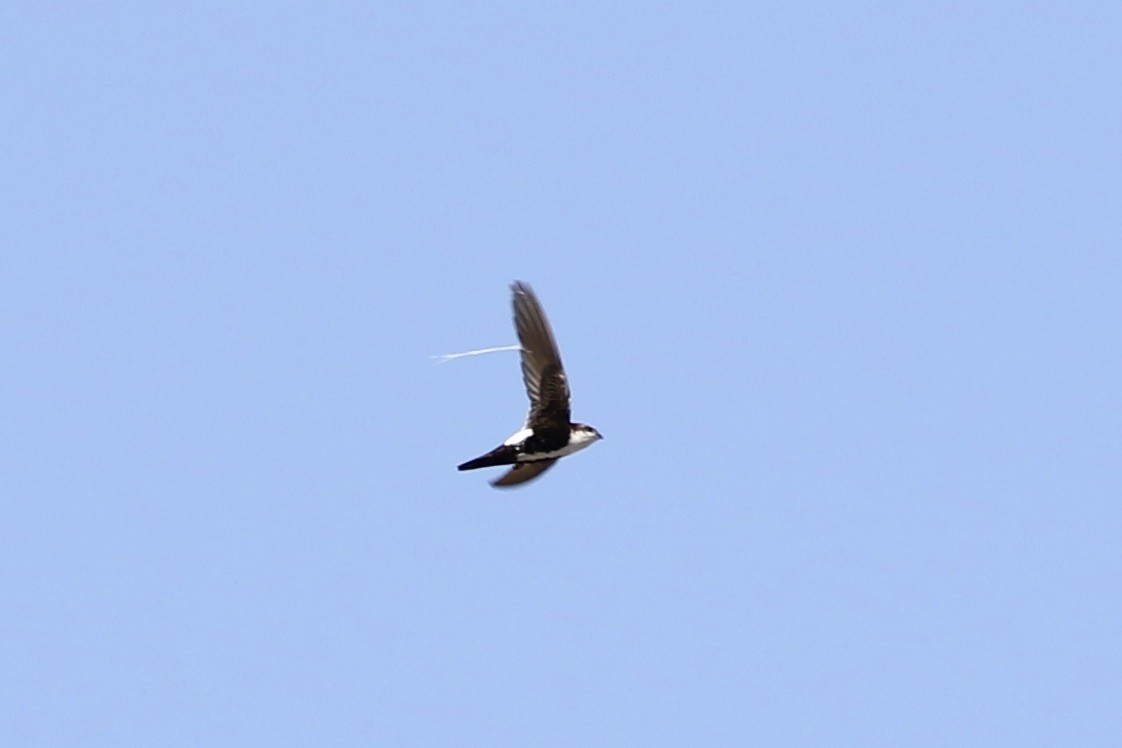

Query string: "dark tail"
[[458, 445, 518, 471]]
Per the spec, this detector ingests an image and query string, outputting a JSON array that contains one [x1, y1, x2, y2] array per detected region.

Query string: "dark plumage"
[[457, 281, 601, 487]]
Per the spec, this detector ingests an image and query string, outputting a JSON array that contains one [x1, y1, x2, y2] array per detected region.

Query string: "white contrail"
[[431, 343, 521, 364]]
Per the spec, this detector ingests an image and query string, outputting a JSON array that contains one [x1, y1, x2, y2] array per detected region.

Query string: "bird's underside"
[[458, 445, 559, 487]]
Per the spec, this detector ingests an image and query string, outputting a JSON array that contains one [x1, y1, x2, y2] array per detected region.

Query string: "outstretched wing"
[[491, 459, 557, 488], [511, 281, 571, 433]]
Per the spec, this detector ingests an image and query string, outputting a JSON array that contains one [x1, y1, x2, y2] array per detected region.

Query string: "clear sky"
[[3, 3, 1120, 745]]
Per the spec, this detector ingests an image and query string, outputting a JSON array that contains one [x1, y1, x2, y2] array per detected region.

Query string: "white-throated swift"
[[458, 281, 602, 487]]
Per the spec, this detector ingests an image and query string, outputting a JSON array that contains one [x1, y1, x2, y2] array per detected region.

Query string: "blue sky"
[[3, 3, 1120, 745]]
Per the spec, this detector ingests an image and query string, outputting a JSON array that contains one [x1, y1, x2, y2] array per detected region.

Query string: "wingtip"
[[489, 459, 557, 487]]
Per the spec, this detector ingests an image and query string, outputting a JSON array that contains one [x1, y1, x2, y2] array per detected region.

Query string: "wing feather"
[[491, 459, 558, 488], [511, 281, 571, 431]]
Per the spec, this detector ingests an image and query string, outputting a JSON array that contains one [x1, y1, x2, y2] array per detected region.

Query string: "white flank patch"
[[503, 428, 534, 446]]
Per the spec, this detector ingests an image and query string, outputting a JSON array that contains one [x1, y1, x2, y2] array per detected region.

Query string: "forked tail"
[[457, 445, 518, 471]]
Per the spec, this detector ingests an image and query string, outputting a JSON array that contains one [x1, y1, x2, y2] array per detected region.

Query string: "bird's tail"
[[458, 445, 518, 471]]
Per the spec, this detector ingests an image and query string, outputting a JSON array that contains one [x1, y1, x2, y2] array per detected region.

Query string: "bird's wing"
[[511, 281, 571, 431], [491, 459, 557, 488]]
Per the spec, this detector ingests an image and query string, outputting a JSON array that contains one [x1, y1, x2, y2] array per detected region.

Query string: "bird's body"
[[457, 281, 602, 487]]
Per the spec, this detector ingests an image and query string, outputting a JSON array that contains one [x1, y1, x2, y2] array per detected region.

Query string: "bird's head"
[[574, 423, 604, 441]]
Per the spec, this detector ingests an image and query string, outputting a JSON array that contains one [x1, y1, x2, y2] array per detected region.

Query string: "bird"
[[458, 281, 602, 487]]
